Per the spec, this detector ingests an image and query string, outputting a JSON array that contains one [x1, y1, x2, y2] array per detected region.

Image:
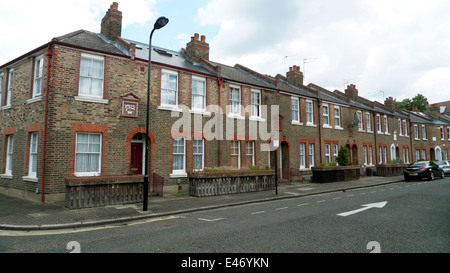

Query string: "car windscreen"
[[435, 161, 446, 165], [410, 162, 427, 167]]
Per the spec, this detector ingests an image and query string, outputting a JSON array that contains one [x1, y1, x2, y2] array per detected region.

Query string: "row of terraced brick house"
[[1, 2, 450, 204]]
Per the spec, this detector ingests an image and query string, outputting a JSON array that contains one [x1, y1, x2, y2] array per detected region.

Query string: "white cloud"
[[197, 0, 450, 103], [0, 0, 157, 65]]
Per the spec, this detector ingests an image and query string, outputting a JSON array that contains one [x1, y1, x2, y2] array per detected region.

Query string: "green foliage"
[[336, 145, 350, 166], [395, 94, 429, 111]]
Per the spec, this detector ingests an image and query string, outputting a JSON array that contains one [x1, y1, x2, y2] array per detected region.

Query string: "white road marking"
[[251, 211, 265, 215], [198, 218, 223, 222]]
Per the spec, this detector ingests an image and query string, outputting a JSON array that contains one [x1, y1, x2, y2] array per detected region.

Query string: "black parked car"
[[403, 161, 445, 181]]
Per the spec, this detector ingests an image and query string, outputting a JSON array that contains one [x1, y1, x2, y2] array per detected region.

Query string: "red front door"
[[131, 142, 143, 175]]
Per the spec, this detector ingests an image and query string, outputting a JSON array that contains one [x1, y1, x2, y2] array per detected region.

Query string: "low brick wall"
[[65, 175, 144, 209], [189, 170, 275, 197], [375, 164, 407, 176], [312, 166, 360, 183]]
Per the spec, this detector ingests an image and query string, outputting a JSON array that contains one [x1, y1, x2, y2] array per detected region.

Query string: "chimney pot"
[[194, 33, 199, 40], [289, 67, 293, 71], [201, 35, 206, 42], [111, 2, 119, 10]]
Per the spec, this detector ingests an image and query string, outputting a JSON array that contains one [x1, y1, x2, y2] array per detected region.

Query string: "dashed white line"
[[333, 197, 341, 200], [276, 207, 288, 210], [297, 203, 309, 206], [251, 211, 265, 215], [317, 200, 326, 203], [198, 218, 224, 222]]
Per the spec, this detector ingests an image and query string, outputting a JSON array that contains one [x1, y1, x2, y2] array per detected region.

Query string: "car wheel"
[[429, 172, 434, 181], [404, 176, 410, 182]]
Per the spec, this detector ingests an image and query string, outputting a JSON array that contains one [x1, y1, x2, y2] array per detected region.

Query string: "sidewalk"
[[0, 175, 404, 231]]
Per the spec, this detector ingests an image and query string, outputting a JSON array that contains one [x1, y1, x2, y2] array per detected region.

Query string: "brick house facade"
[[1, 2, 449, 203]]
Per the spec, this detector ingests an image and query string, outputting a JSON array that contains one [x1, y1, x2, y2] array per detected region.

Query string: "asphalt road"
[[1, 178, 449, 254]]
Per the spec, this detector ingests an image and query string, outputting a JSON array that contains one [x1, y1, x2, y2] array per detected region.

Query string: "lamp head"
[[154, 16, 169, 30]]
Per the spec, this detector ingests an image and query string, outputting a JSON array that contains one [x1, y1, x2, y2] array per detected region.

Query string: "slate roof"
[[53, 30, 126, 56]]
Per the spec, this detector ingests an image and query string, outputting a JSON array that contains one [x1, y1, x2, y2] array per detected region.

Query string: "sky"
[[1, 0, 449, 105]]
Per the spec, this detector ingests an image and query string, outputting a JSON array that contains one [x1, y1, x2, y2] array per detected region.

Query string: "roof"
[[53, 30, 126, 56]]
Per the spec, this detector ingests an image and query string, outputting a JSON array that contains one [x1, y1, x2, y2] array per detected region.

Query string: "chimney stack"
[[345, 84, 358, 100], [101, 2, 122, 42], [384, 96, 396, 110], [286, 65, 304, 87], [185, 33, 210, 63]]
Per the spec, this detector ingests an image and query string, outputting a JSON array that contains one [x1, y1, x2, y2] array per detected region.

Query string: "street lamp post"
[[143, 16, 169, 211]]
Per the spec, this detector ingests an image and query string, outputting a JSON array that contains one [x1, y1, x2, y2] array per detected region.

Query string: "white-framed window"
[[421, 149, 426, 160], [28, 133, 39, 177], [193, 138, 204, 171], [357, 111, 363, 131], [369, 146, 373, 165], [366, 113, 371, 132], [333, 144, 339, 162], [406, 147, 409, 163], [376, 114, 382, 133], [231, 140, 240, 169], [384, 146, 388, 163], [79, 54, 104, 98], [379, 146, 383, 164], [415, 150, 420, 161], [229, 85, 241, 116], [325, 144, 331, 165], [308, 143, 315, 167], [161, 69, 178, 107], [384, 115, 389, 133], [6, 69, 13, 106], [246, 141, 255, 166], [403, 120, 408, 136], [75, 133, 101, 176], [447, 126, 450, 140], [440, 126, 444, 140], [306, 100, 314, 124], [33, 55, 44, 98], [291, 97, 299, 123], [414, 125, 419, 140], [192, 76, 206, 111], [299, 143, 306, 168], [5, 135, 14, 175], [172, 137, 185, 174], [323, 104, 329, 126], [363, 146, 368, 165], [398, 118, 402, 135], [251, 89, 261, 118], [334, 106, 341, 128], [422, 125, 427, 140]]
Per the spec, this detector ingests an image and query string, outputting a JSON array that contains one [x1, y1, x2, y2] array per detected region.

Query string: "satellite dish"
[[352, 112, 360, 126]]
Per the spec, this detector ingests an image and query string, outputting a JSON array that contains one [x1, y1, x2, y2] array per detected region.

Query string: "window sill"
[[190, 109, 211, 116], [0, 174, 13, 179], [170, 173, 188, 178], [334, 126, 344, 130], [250, 116, 266, 122], [74, 96, 108, 104], [157, 105, 183, 112], [0, 105, 11, 110], [27, 96, 42, 104], [306, 123, 316, 127], [22, 176, 38, 182], [227, 114, 245, 120], [291, 121, 303, 126], [323, 125, 333, 129]]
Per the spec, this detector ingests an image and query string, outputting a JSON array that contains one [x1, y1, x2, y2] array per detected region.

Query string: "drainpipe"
[[41, 44, 52, 202], [217, 77, 223, 167], [317, 96, 322, 165]]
